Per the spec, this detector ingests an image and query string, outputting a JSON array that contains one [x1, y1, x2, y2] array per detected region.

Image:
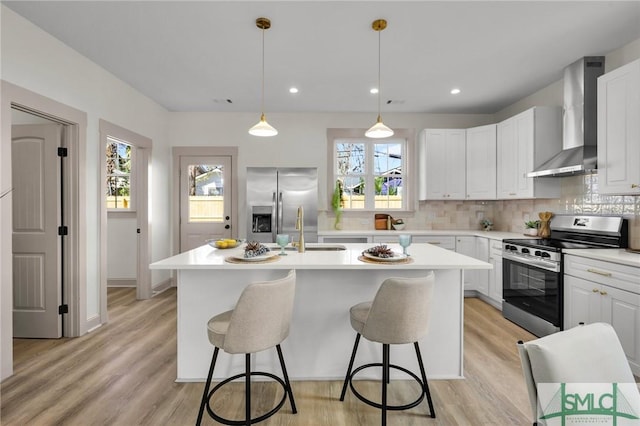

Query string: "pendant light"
[[365, 19, 394, 139], [249, 17, 278, 137]]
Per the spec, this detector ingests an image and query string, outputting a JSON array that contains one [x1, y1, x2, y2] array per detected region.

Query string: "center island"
[[150, 242, 492, 382]]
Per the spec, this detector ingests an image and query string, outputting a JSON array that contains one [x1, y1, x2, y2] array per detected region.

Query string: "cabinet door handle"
[[632, 183, 639, 189], [429, 242, 441, 245], [592, 288, 599, 293], [587, 268, 612, 277], [509, 192, 517, 196], [600, 290, 608, 296]]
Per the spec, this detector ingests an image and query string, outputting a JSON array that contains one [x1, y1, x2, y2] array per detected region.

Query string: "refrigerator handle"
[[271, 192, 277, 242], [278, 192, 284, 235]]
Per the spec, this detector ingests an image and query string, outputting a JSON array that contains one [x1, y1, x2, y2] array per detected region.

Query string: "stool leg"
[[340, 333, 361, 401], [276, 344, 297, 414], [414, 342, 436, 418], [197, 347, 219, 426], [382, 343, 389, 426], [245, 353, 251, 426]]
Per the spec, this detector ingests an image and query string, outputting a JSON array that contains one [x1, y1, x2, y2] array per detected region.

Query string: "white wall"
[[167, 112, 494, 237], [495, 37, 640, 121], [107, 217, 137, 281], [0, 6, 171, 380]]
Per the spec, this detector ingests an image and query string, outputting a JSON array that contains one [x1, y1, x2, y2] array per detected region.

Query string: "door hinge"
[[58, 304, 69, 315], [57, 147, 68, 157], [58, 226, 68, 236]]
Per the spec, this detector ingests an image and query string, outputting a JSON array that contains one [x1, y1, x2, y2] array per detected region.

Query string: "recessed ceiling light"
[[289, 87, 299, 94], [450, 88, 461, 95], [370, 88, 379, 94]]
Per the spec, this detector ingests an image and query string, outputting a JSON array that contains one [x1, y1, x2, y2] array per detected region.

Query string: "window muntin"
[[106, 138, 132, 210], [334, 138, 406, 210]]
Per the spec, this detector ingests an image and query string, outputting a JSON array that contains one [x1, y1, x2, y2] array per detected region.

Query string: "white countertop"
[[563, 248, 640, 268], [318, 229, 532, 241], [150, 242, 493, 270]]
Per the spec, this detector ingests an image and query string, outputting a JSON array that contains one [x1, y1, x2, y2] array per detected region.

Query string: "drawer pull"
[[587, 268, 612, 277], [429, 242, 441, 245], [592, 288, 599, 293], [600, 290, 608, 296]]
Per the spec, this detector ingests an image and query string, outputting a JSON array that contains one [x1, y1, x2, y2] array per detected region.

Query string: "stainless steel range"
[[502, 215, 628, 337]]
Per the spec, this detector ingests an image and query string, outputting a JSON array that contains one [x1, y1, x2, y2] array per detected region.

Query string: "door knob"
[[225, 225, 230, 229], [225, 216, 230, 220]]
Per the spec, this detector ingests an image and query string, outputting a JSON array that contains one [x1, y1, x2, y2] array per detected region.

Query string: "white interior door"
[[12, 124, 62, 338], [179, 156, 233, 252]]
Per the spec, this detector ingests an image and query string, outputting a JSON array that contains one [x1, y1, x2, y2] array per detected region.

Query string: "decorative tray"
[[362, 252, 408, 262], [225, 253, 280, 264]]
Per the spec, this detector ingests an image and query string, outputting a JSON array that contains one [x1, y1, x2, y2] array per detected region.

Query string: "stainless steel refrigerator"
[[246, 167, 318, 243]]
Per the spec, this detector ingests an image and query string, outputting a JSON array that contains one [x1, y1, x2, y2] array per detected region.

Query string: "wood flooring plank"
[[1, 289, 538, 425]]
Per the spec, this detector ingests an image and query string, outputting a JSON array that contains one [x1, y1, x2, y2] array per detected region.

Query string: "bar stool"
[[196, 270, 297, 425], [339, 272, 436, 425]]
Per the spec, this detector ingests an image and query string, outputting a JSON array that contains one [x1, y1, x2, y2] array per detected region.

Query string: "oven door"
[[502, 258, 562, 327]]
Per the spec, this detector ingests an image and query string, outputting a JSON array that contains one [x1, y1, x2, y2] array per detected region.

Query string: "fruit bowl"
[[208, 239, 241, 249]]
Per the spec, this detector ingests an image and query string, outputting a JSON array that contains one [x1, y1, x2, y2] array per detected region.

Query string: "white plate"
[[363, 252, 407, 262], [231, 252, 276, 262]]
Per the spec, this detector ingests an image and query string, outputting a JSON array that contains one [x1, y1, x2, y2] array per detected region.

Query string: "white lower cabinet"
[[564, 254, 640, 375], [413, 236, 456, 251], [456, 236, 476, 291], [475, 237, 490, 296], [483, 240, 503, 310]]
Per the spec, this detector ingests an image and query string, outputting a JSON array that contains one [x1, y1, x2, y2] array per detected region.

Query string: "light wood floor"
[[1, 288, 536, 425]]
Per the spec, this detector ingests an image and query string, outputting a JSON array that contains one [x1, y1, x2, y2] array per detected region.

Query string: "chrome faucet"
[[295, 205, 305, 253]]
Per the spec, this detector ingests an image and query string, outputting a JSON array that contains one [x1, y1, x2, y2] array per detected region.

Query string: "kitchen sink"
[[299, 244, 346, 251], [268, 244, 347, 251]]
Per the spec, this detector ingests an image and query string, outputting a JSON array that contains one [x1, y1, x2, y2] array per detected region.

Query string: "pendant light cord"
[[377, 28, 381, 120], [261, 26, 265, 117]]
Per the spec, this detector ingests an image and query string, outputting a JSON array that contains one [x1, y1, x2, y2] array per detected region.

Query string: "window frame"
[[106, 136, 135, 212], [327, 128, 416, 214]]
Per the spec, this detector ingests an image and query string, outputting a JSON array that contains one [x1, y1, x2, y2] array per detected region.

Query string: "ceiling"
[[4, 1, 640, 114]]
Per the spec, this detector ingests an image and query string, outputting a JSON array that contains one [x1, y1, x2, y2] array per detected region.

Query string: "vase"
[[525, 228, 538, 236], [539, 220, 551, 238]]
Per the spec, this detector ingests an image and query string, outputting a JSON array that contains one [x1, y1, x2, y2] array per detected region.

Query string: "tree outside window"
[[106, 139, 132, 209], [334, 138, 405, 210]]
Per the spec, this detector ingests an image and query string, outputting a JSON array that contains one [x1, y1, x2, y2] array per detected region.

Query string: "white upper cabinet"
[[465, 124, 497, 200], [496, 106, 562, 199], [597, 59, 640, 195], [418, 129, 466, 200]]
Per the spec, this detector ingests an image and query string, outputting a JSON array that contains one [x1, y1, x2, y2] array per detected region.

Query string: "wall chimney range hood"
[[528, 57, 604, 177]]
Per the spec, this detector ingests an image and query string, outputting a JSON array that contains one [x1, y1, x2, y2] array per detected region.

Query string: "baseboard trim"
[[152, 277, 173, 296], [107, 279, 136, 288]]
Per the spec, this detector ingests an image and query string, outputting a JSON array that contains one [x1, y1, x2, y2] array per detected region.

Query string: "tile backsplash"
[[319, 173, 640, 249], [492, 174, 639, 249]]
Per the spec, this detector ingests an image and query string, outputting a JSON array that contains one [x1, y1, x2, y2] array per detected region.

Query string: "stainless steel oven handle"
[[503, 252, 560, 273]]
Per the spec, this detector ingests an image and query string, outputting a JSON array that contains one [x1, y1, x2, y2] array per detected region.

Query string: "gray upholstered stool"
[[196, 270, 297, 425], [340, 272, 436, 425]]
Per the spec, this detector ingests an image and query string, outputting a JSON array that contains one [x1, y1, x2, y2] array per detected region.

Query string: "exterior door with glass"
[[179, 156, 233, 252]]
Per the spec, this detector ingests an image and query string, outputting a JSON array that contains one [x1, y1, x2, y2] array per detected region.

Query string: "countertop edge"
[[563, 248, 640, 268]]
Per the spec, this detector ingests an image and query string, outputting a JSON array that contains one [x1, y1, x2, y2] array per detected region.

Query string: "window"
[[106, 138, 133, 210], [330, 129, 412, 211], [187, 163, 225, 223]]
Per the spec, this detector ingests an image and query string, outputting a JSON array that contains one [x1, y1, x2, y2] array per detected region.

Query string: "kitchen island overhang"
[[150, 243, 491, 382]]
